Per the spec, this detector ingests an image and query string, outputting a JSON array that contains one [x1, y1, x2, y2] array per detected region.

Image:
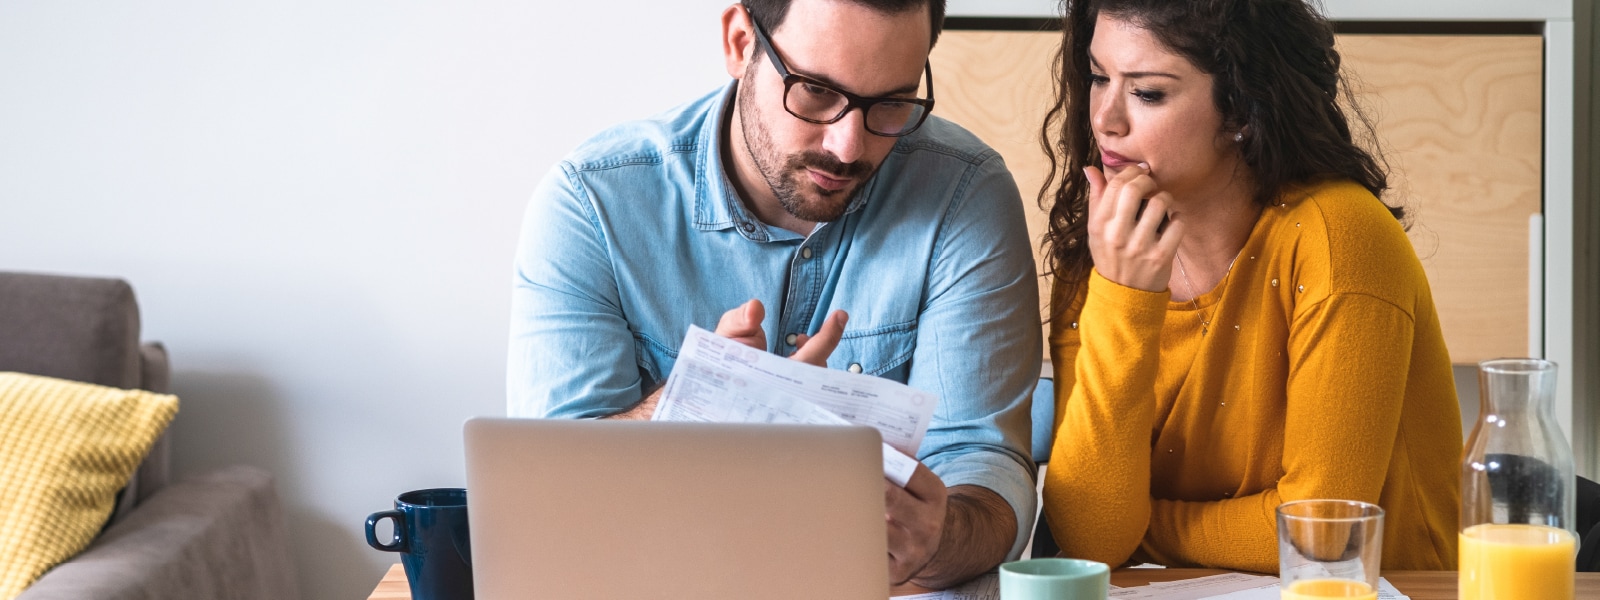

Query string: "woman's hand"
[[1084, 164, 1185, 293]]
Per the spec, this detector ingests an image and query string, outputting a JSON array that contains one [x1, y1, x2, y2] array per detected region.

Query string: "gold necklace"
[[1174, 253, 1236, 337]]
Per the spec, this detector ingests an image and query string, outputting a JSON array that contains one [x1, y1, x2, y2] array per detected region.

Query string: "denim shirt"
[[509, 82, 1040, 557]]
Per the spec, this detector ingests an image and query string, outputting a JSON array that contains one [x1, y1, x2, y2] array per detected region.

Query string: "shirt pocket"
[[827, 320, 917, 380]]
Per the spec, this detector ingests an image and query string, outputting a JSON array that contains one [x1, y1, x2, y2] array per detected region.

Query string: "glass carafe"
[[1459, 358, 1577, 600]]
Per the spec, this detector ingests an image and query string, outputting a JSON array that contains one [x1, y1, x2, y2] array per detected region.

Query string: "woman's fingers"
[[1107, 166, 1158, 234], [1088, 163, 1153, 234], [1154, 209, 1186, 259], [1131, 192, 1173, 245], [1085, 163, 1179, 293], [1084, 166, 1108, 223]]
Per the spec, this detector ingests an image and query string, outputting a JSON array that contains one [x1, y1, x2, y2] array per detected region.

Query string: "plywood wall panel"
[[1335, 35, 1543, 364]]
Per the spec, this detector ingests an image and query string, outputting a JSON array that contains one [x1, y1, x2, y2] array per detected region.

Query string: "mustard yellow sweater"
[[1043, 180, 1462, 572]]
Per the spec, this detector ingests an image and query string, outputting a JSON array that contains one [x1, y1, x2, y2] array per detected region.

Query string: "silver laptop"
[[463, 418, 889, 599]]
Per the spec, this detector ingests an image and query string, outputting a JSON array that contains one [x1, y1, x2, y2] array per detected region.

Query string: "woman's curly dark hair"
[[1039, 0, 1401, 318]]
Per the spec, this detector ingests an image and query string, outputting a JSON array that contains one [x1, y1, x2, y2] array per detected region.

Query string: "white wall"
[[947, 0, 1576, 19], [0, 1, 729, 597]]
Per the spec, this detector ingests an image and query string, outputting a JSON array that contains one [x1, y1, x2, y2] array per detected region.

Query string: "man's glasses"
[[749, 16, 935, 138]]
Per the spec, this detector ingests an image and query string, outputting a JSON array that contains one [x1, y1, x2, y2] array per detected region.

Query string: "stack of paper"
[[655, 326, 938, 486]]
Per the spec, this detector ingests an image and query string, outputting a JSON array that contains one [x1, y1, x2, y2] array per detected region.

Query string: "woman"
[[1039, 0, 1461, 572]]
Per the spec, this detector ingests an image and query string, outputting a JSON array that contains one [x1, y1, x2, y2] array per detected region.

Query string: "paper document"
[[654, 326, 937, 486], [1108, 573, 1275, 599], [1108, 573, 1409, 600], [895, 573, 998, 600]]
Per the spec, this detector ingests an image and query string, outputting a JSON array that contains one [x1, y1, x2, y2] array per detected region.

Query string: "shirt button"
[[785, 333, 798, 346], [848, 363, 863, 373], [801, 247, 813, 259]]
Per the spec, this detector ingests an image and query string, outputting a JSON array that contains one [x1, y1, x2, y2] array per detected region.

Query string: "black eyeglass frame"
[[748, 15, 936, 138]]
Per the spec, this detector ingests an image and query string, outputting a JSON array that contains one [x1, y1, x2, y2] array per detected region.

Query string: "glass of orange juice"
[[1276, 500, 1383, 600]]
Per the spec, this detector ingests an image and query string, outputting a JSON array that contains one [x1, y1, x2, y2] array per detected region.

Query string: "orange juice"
[[1459, 523, 1577, 600], [1280, 578, 1377, 600]]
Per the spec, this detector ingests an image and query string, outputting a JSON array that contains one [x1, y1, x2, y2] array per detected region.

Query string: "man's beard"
[[737, 71, 875, 223]]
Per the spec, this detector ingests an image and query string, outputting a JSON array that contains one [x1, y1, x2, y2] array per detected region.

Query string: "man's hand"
[[885, 464, 949, 585], [789, 308, 846, 366], [714, 299, 847, 367], [713, 298, 769, 351], [887, 470, 1018, 589], [609, 300, 848, 420]]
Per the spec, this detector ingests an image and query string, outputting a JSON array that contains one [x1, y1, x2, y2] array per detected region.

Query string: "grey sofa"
[[0, 271, 300, 600]]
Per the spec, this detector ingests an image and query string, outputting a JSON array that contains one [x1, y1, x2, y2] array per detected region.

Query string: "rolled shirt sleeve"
[[508, 163, 643, 419], [909, 153, 1040, 560]]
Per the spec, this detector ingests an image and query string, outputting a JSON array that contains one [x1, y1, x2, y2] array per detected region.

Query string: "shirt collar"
[[693, 81, 772, 240]]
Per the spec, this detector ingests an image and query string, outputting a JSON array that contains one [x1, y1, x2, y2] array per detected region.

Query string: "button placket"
[[778, 227, 828, 355]]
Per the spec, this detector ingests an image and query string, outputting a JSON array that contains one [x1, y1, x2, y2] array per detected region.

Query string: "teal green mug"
[[999, 558, 1110, 600]]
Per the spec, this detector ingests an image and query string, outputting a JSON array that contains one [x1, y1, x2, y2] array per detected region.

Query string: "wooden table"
[[1106, 568, 1600, 598], [368, 563, 1600, 599], [369, 564, 408, 599]]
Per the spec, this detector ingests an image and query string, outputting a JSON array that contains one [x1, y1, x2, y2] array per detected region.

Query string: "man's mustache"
[[791, 151, 870, 179]]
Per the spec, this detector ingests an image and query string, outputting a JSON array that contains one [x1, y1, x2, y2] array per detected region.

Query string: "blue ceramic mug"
[[366, 488, 474, 600]]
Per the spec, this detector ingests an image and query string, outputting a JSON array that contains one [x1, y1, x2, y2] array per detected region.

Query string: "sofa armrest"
[[17, 465, 300, 600], [138, 342, 169, 395], [107, 342, 173, 523]]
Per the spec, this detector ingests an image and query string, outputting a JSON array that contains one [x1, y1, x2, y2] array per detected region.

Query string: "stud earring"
[[1234, 132, 1244, 142]]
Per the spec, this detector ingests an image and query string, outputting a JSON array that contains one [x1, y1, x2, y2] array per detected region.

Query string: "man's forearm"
[[909, 484, 1017, 589], [601, 385, 663, 420]]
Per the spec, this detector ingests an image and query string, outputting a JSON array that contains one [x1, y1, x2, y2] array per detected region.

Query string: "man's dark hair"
[[741, 0, 947, 48]]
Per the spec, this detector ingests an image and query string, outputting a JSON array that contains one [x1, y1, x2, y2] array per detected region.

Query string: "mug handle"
[[365, 510, 407, 553]]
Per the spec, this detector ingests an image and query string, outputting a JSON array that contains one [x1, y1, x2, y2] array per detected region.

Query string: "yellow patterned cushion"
[[0, 372, 178, 599]]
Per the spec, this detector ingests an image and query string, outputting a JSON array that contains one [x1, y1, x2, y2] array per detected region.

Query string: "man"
[[508, 0, 1039, 588]]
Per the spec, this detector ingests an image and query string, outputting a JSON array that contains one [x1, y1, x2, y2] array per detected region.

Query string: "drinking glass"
[[1277, 499, 1384, 600]]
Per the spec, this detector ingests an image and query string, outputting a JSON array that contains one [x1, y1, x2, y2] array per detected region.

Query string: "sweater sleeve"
[[1139, 291, 1416, 572], [1043, 270, 1169, 567]]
